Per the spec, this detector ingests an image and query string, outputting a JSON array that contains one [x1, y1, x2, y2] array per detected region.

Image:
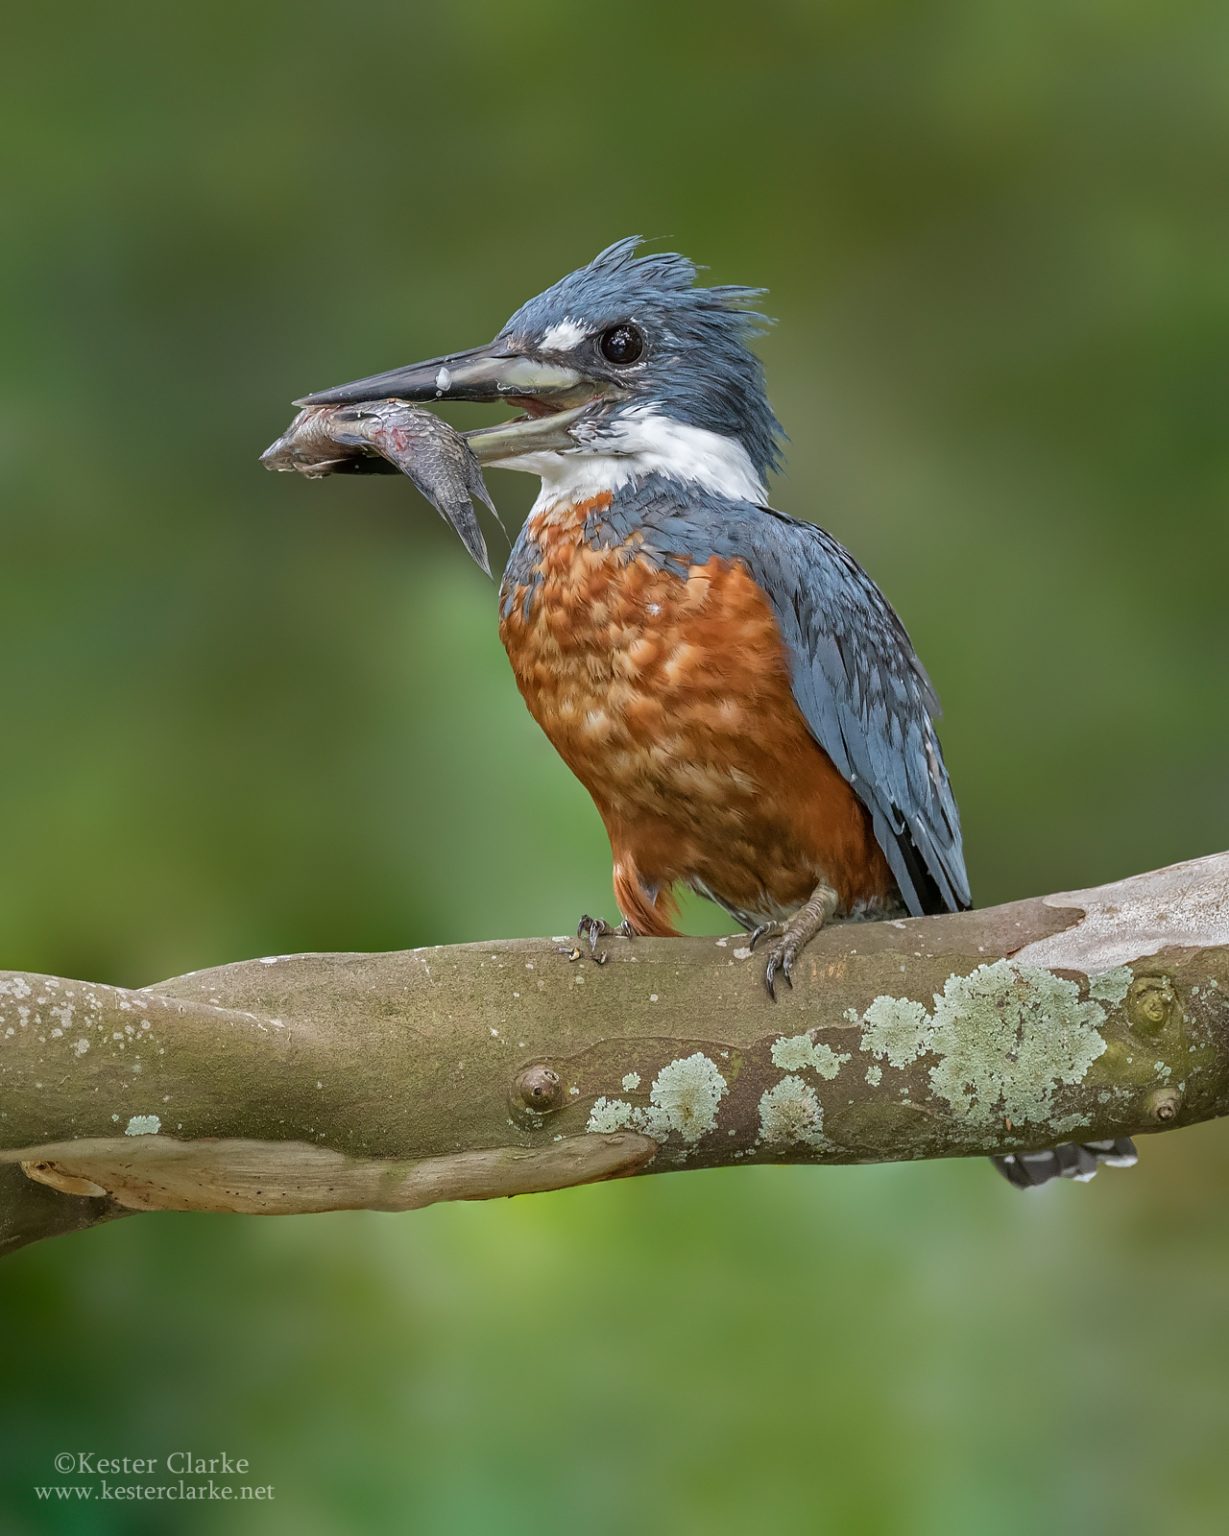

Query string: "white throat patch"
[[489, 404, 767, 508]]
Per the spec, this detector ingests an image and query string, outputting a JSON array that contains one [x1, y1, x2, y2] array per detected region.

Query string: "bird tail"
[[992, 1138, 1138, 1190]]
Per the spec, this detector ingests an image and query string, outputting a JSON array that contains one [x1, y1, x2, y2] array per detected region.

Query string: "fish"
[[260, 401, 499, 575]]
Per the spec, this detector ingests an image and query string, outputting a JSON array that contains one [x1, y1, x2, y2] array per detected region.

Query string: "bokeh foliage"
[[2, 2, 1227, 1531]]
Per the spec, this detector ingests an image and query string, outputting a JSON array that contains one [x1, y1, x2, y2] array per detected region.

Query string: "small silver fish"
[[261, 401, 499, 575]]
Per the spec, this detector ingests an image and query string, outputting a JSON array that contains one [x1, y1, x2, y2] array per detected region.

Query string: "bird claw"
[[746, 922, 792, 998], [748, 884, 838, 1000], [577, 914, 610, 954], [748, 921, 783, 952], [761, 939, 798, 1001], [575, 914, 632, 965]]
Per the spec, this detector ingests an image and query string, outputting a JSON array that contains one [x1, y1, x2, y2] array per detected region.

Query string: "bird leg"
[[749, 882, 840, 999], [570, 914, 635, 965]]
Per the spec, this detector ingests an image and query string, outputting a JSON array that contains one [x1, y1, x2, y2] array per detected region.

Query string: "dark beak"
[[295, 338, 614, 466], [295, 340, 592, 410]]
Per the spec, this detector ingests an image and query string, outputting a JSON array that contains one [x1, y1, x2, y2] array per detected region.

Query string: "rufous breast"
[[498, 492, 895, 932]]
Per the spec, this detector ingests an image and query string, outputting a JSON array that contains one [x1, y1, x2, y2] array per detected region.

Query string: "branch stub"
[[1127, 976, 1178, 1035], [514, 1064, 563, 1115]]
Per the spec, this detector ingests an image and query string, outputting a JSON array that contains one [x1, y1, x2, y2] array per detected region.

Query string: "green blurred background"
[[2, 1, 1228, 1530]]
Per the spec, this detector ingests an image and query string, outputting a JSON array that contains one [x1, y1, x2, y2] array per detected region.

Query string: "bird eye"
[[598, 324, 645, 366]]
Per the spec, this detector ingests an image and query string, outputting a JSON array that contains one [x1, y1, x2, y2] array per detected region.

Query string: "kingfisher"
[[297, 239, 1134, 1187]]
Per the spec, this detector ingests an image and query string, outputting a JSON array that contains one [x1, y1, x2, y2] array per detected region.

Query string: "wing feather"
[[735, 506, 970, 916]]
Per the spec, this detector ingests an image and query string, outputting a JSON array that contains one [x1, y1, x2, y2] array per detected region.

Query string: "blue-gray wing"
[[735, 506, 970, 916]]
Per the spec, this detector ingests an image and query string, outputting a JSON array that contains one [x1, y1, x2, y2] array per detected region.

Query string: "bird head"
[[298, 238, 783, 503]]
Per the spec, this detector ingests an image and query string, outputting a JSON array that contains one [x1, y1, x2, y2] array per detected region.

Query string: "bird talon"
[[748, 922, 782, 952], [761, 937, 799, 1000], [573, 914, 631, 966], [577, 913, 610, 953], [763, 953, 780, 1000]]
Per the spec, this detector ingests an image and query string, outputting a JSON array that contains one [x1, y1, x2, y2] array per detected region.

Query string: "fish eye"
[[598, 323, 645, 366]]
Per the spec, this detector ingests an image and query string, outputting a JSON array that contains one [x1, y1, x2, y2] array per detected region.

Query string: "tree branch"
[[4, 853, 1228, 1255]]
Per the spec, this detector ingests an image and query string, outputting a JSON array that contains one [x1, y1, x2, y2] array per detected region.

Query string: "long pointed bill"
[[295, 342, 591, 410]]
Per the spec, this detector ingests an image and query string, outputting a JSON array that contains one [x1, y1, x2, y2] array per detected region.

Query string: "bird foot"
[[748, 885, 839, 1000], [560, 915, 634, 965], [747, 920, 784, 951]]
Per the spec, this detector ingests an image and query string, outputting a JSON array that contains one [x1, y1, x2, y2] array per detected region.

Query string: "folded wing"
[[734, 507, 970, 917]]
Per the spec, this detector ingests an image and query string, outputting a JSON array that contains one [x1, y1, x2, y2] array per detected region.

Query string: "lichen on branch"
[[2, 853, 1228, 1256]]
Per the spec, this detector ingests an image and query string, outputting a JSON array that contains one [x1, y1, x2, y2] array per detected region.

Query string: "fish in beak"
[[295, 337, 616, 467], [262, 401, 504, 573], [265, 338, 615, 571]]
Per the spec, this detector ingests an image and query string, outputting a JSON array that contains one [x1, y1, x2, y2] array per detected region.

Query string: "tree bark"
[[3, 853, 1228, 1256]]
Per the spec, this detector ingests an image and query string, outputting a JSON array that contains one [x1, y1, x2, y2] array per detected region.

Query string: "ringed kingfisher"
[[297, 238, 1135, 1188]]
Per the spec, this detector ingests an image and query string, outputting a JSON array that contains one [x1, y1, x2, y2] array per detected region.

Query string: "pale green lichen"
[[927, 963, 1107, 1126], [124, 1113, 161, 1137], [587, 1097, 637, 1134], [621, 1071, 641, 1092], [859, 996, 932, 1069], [758, 1076, 827, 1149], [587, 1053, 728, 1145], [645, 1054, 728, 1142], [853, 961, 1110, 1132], [1089, 966, 1132, 1006], [865, 1064, 882, 1087], [771, 1033, 850, 1079]]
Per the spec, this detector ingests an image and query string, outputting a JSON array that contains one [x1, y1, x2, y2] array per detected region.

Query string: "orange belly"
[[499, 494, 896, 936]]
